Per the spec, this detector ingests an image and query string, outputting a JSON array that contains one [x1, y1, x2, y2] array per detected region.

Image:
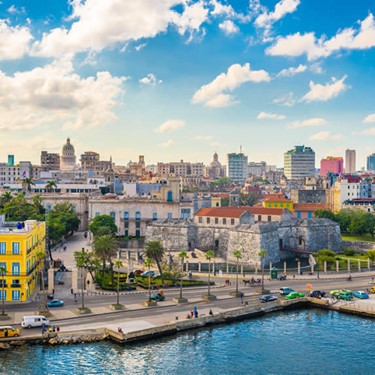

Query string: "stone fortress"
[[145, 207, 342, 267]]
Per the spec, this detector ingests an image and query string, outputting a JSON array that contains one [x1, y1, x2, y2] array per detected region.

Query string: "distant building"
[[345, 149, 356, 173], [320, 156, 343, 176], [206, 152, 226, 179], [284, 146, 315, 180], [80, 151, 111, 174], [248, 161, 266, 177], [61, 137, 76, 170], [367, 153, 375, 172], [41, 151, 60, 171], [7, 155, 14, 166], [227, 153, 248, 184], [157, 160, 204, 177]]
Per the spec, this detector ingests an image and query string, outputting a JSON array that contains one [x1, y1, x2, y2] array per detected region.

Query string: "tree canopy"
[[89, 214, 118, 236]]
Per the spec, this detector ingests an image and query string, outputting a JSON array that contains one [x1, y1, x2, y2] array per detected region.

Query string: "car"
[[259, 295, 278, 303], [285, 292, 305, 299], [279, 287, 296, 295], [47, 299, 64, 307], [150, 293, 165, 301], [369, 286, 375, 294], [353, 291, 369, 299], [0, 326, 20, 338], [308, 290, 326, 298], [330, 289, 352, 297], [338, 292, 352, 301], [134, 269, 143, 275], [141, 270, 156, 277]]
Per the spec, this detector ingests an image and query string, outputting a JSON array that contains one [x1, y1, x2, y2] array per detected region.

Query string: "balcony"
[[10, 284, 21, 288]]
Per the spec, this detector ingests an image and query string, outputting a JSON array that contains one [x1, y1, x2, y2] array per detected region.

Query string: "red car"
[[134, 269, 143, 275]]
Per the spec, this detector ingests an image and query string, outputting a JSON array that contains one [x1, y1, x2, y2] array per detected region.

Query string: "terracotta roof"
[[262, 193, 285, 199], [242, 207, 284, 215], [195, 207, 247, 218], [211, 193, 229, 198], [294, 203, 327, 211]]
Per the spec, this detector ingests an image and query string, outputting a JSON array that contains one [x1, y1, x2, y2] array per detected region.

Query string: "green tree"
[[114, 259, 123, 306], [145, 240, 165, 284], [316, 249, 336, 269], [178, 251, 187, 300], [144, 257, 152, 302], [92, 234, 118, 275], [74, 249, 91, 310], [0, 193, 42, 221], [258, 249, 267, 294], [36, 250, 49, 313], [205, 250, 214, 297], [89, 214, 118, 237], [32, 195, 45, 215], [23, 177, 35, 192], [45, 181, 57, 193], [233, 249, 242, 295], [367, 250, 375, 261], [335, 209, 352, 232], [314, 209, 335, 220]]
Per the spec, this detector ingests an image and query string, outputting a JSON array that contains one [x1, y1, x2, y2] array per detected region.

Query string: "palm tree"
[[74, 249, 91, 311], [1, 192, 12, 204], [233, 249, 242, 296], [45, 181, 57, 193], [144, 257, 152, 302], [114, 259, 123, 306], [144, 240, 165, 283], [178, 251, 187, 300], [259, 249, 267, 294], [205, 250, 214, 297], [93, 234, 118, 275], [24, 177, 35, 193], [0, 266, 6, 316], [36, 250, 49, 313]]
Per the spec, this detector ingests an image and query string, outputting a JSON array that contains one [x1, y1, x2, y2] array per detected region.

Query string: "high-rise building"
[[248, 161, 267, 177], [41, 151, 60, 171], [367, 153, 375, 172], [61, 137, 76, 170], [345, 149, 356, 173], [284, 146, 315, 180], [320, 156, 344, 176], [227, 153, 248, 184], [7, 155, 14, 166]]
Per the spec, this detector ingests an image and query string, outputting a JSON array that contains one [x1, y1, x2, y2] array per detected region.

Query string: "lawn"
[[341, 234, 375, 242]]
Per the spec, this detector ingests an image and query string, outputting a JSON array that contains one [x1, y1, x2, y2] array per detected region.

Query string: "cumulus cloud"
[[159, 139, 174, 147], [192, 63, 270, 108], [301, 76, 348, 102], [254, 0, 300, 36], [363, 114, 375, 124], [310, 131, 342, 141], [272, 92, 295, 107], [277, 64, 307, 77], [0, 19, 33, 60], [289, 118, 326, 128], [135, 43, 147, 52], [139, 73, 162, 86], [219, 20, 239, 35], [32, 0, 210, 57], [266, 13, 375, 60], [155, 119, 185, 133], [257, 112, 285, 120], [0, 59, 126, 131]]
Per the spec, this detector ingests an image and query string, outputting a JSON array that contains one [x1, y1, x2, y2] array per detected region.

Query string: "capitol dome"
[[61, 137, 76, 170]]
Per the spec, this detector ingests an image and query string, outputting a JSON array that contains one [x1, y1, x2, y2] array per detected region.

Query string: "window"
[[153, 212, 158, 220], [167, 213, 172, 220], [258, 215, 261, 222], [216, 202, 219, 207], [297, 212, 302, 218], [135, 211, 141, 220], [199, 217, 202, 223], [95, 212, 100, 217], [12, 290, 20, 301], [136, 222, 141, 228], [0, 262, 6, 274], [267, 216, 271, 222], [11, 280, 20, 287], [231, 219, 235, 225], [124, 212, 129, 220], [110, 212, 116, 221], [307, 212, 312, 218], [124, 230, 129, 237], [223, 218, 227, 225], [12, 262, 20, 276], [12, 242, 20, 255], [180, 209, 191, 219], [167, 191, 173, 202], [0, 290, 6, 301], [0, 242, 6, 255], [215, 218, 219, 224], [124, 222, 129, 228], [135, 230, 141, 237], [206, 217, 210, 224]]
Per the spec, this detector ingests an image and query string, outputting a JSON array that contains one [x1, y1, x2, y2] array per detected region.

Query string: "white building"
[[284, 146, 315, 180], [227, 153, 248, 184]]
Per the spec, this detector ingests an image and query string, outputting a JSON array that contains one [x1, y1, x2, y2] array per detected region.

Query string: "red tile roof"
[[195, 207, 247, 218], [211, 193, 229, 198]]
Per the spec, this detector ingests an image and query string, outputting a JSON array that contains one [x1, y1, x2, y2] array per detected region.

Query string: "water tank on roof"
[[17, 222, 22, 230]]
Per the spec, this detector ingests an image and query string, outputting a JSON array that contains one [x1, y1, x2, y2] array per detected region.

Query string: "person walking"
[[193, 306, 198, 318]]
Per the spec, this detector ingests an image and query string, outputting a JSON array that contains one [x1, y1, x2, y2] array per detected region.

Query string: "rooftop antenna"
[[240, 145, 242, 153]]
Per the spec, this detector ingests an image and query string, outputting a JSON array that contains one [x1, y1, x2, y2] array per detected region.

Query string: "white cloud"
[[272, 92, 295, 107], [210, 0, 250, 22], [192, 63, 270, 108], [0, 59, 126, 131], [302, 76, 348, 102], [310, 131, 342, 141], [159, 139, 174, 147], [155, 119, 185, 133], [266, 13, 375, 60], [360, 127, 375, 135], [289, 118, 326, 128], [254, 0, 300, 30], [277, 64, 307, 77], [135, 43, 147, 51], [0, 19, 33, 60], [139, 73, 162, 86], [363, 114, 375, 124], [192, 135, 213, 140], [219, 20, 239, 35], [32, 0, 210, 57], [257, 112, 285, 120]]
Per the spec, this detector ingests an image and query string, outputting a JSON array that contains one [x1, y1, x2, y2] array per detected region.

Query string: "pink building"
[[320, 157, 344, 176]]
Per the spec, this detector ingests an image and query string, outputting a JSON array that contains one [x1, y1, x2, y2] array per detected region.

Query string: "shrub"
[[343, 249, 355, 256]]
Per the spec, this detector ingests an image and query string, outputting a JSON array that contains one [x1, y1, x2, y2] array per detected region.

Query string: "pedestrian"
[[193, 306, 198, 318], [56, 326, 60, 333], [41, 326, 46, 336], [52, 326, 56, 332], [240, 294, 244, 305], [190, 310, 194, 318], [372, 277, 374, 283], [4, 329, 8, 338], [209, 309, 213, 316], [64, 246, 67, 252]]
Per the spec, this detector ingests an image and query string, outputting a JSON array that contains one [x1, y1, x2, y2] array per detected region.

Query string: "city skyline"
[[0, 0, 375, 167]]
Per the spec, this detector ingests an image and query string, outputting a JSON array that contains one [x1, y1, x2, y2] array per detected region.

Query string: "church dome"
[[62, 137, 75, 155], [61, 137, 76, 170]]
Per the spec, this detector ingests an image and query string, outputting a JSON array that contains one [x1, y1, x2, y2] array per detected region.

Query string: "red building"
[[320, 157, 343, 176]]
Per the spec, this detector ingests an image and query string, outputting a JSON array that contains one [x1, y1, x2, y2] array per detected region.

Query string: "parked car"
[[47, 299, 64, 307], [259, 295, 278, 303], [330, 289, 352, 297], [279, 287, 296, 295], [308, 290, 326, 298], [0, 326, 20, 338], [150, 293, 165, 301], [141, 270, 156, 277], [369, 286, 375, 294], [338, 292, 353, 301], [134, 270, 143, 275], [353, 291, 369, 299], [285, 292, 305, 299]]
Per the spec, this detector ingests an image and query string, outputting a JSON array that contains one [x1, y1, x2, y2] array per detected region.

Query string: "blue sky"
[[0, 0, 375, 169]]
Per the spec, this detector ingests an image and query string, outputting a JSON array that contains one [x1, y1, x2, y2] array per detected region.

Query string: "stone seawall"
[[342, 241, 375, 252]]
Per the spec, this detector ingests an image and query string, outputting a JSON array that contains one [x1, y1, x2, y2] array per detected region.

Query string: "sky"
[[0, 0, 375, 169]]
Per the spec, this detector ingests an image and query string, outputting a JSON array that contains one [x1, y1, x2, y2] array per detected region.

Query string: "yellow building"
[[0, 217, 46, 302], [262, 196, 294, 210]]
